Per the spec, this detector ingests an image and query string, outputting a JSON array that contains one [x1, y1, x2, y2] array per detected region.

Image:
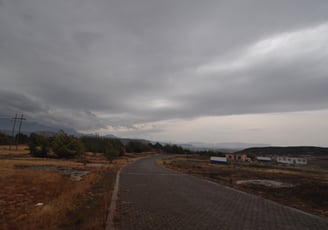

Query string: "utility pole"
[[16, 114, 26, 150], [9, 114, 26, 151], [9, 114, 18, 151]]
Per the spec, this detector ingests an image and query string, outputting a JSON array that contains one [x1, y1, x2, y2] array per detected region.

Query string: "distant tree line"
[[29, 131, 84, 158], [0, 132, 29, 145], [125, 141, 152, 153], [80, 136, 124, 162], [0, 132, 12, 145], [0, 131, 195, 159], [193, 150, 226, 157], [0, 131, 122, 160], [29, 132, 126, 160], [148, 142, 190, 154]]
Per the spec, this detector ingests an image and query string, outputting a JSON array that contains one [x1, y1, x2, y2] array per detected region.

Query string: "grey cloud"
[[0, 91, 46, 113], [1, 0, 328, 132], [0, 91, 107, 130]]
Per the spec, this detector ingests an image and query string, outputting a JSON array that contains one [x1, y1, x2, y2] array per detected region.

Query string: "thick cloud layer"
[[1, 0, 328, 138]]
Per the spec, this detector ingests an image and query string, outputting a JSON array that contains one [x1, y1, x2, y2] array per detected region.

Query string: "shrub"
[[0, 132, 13, 145], [29, 133, 50, 157], [125, 141, 151, 153], [80, 136, 101, 153], [51, 131, 84, 158], [100, 139, 124, 163]]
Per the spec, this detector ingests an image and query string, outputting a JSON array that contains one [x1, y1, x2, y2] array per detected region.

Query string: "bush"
[[0, 132, 13, 145], [103, 141, 120, 163], [29, 133, 50, 158], [51, 131, 84, 158], [81, 136, 124, 162], [125, 141, 151, 153], [15, 133, 30, 144], [103, 139, 124, 162], [163, 144, 187, 154], [80, 136, 103, 153]]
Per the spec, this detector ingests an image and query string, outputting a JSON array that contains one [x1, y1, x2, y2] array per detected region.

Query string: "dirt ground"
[[0, 145, 151, 230], [161, 156, 328, 218]]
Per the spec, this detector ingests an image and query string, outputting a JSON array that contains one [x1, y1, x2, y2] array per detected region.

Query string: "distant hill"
[[178, 142, 270, 152], [104, 134, 117, 138], [237, 146, 328, 156], [118, 138, 150, 145]]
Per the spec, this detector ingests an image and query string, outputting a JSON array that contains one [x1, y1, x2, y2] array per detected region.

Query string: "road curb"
[[105, 165, 122, 230]]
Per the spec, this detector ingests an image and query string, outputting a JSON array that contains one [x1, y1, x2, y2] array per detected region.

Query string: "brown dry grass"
[[0, 145, 153, 230], [0, 157, 103, 230], [0, 145, 30, 157]]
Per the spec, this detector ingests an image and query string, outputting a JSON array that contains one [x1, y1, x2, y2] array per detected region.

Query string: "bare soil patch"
[[161, 156, 328, 218]]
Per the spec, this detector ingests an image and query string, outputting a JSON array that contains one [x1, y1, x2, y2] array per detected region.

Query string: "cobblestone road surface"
[[118, 155, 328, 230]]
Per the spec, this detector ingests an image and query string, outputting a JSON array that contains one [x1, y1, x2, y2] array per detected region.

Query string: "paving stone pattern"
[[118, 156, 328, 230]]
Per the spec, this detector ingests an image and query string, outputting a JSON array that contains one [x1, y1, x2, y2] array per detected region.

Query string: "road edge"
[[105, 165, 122, 230]]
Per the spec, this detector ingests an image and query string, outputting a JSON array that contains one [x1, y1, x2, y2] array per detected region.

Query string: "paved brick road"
[[118, 155, 328, 230]]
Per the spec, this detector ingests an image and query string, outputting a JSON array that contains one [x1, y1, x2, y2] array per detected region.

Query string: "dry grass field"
[[0, 145, 150, 230], [161, 156, 328, 218]]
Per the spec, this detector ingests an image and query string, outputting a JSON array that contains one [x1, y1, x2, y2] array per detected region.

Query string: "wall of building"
[[210, 156, 227, 164], [276, 157, 308, 165], [225, 154, 250, 162]]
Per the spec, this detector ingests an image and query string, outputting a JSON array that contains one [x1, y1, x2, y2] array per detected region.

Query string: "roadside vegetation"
[[0, 130, 194, 229], [0, 131, 160, 229], [3, 129, 327, 227]]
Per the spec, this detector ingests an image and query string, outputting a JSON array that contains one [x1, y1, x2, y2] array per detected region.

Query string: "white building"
[[276, 156, 308, 165], [256, 156, 272, 162], [210, 156, 227, 164]]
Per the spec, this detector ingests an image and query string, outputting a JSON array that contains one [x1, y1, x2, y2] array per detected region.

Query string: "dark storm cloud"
[[1, 0, 328, 131], [0, 90, 45, 113]]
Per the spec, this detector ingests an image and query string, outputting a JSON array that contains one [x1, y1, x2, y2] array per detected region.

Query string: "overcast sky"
[[1, 0, 328, 146]]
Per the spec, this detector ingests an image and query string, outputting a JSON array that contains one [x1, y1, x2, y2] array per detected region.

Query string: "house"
[[276, 156, 308, 165], [225, 154, 250, 162], [210, 156, 227, 164], [256, 156, 272, 162]]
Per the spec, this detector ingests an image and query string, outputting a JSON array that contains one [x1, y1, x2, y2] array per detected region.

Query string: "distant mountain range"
[[178, 142, 270, 152], [237, 146, 328, 156], [1, 119, 326, 157]]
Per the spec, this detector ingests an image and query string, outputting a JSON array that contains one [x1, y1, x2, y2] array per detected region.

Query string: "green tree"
[[125, 141, 151, 153], [29, 133, 50, 158], [80, 136, 102, 153], [51, 131, 84, 158], [15, 133, 29, 144], [103, 139, 124, 162]]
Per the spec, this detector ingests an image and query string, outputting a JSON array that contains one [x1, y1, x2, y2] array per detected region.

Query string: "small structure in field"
[[225, 154, 251, 162], [210, 156, 227, 164], [276, 156, 308, 165], [256, 156, 272, 162]]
